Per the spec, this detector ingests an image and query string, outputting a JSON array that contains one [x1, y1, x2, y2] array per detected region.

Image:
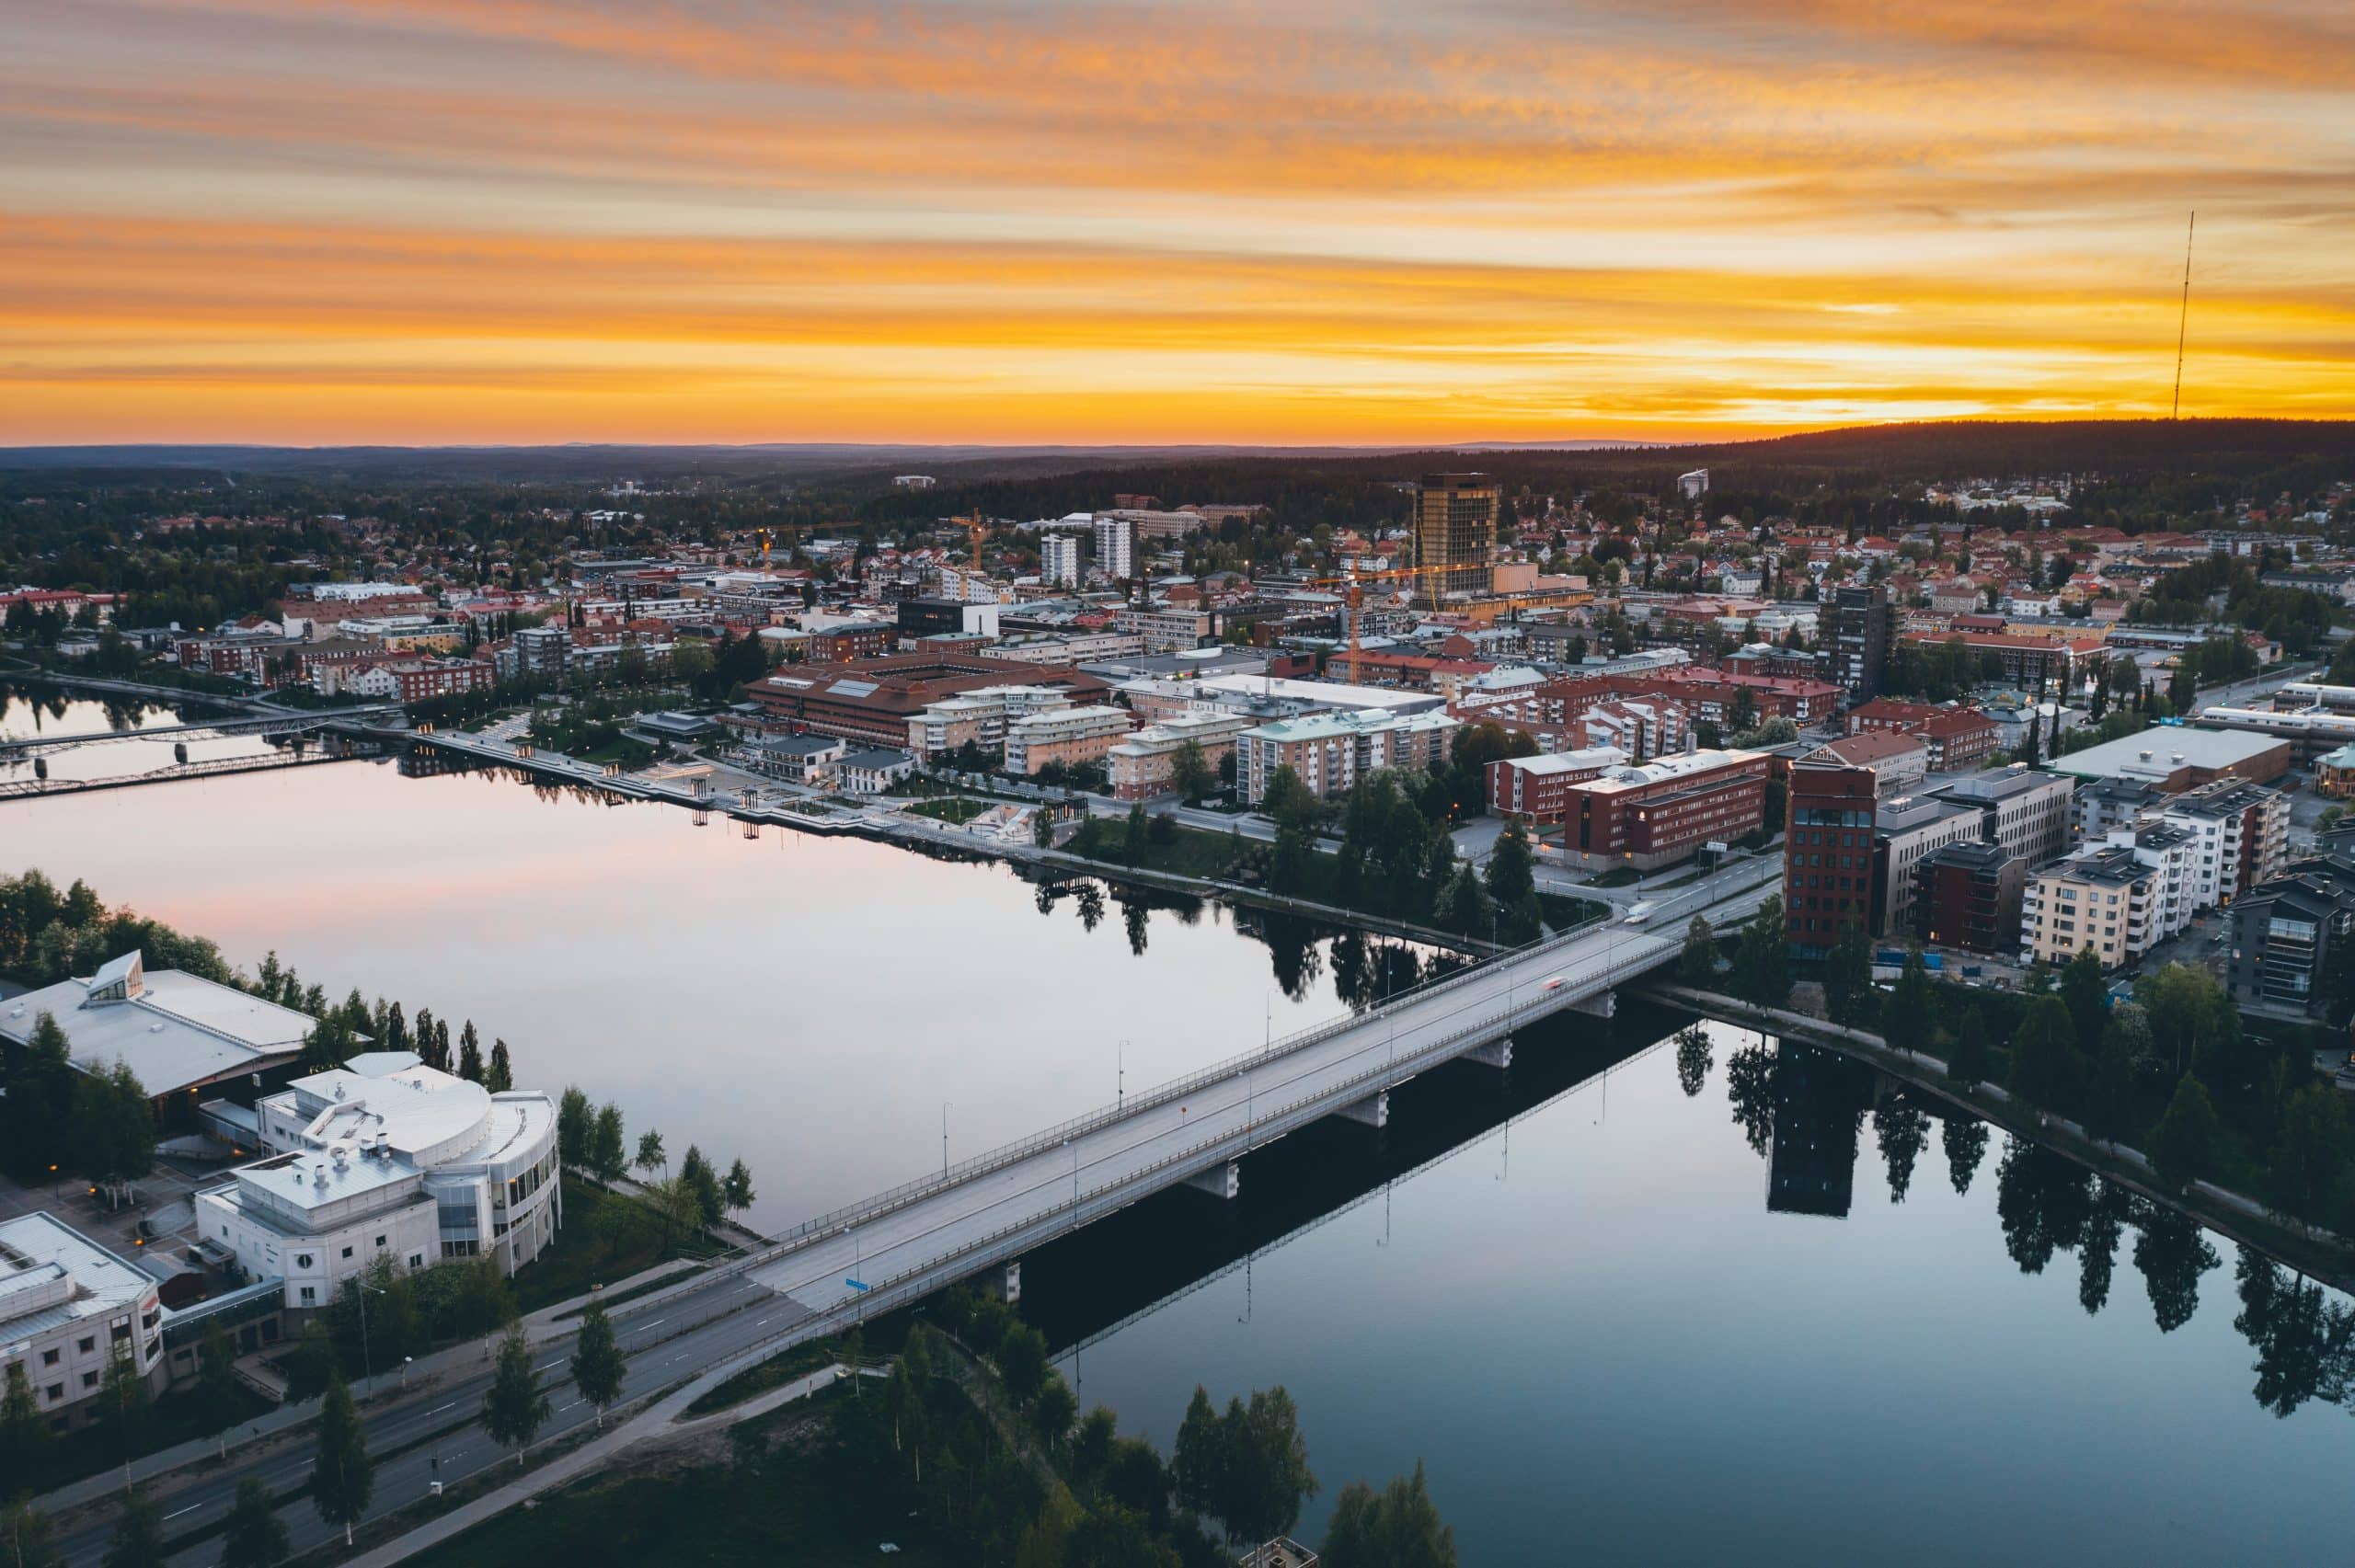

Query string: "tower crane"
[[1299, 563, 1427, 685]]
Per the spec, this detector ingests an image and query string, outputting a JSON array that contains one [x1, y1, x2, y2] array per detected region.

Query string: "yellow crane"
[[1299, 564, 1428, 686]]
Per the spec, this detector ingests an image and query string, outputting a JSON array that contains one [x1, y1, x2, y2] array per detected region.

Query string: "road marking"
[[164, 1504, 203, 1521], [538, 1359, 564, 1371], [428, 1402, 456, 1416], [634, 1318, 665, 1331]]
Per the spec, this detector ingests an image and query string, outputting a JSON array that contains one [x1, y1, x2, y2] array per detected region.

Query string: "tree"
[[569, 1303, 626, 1428], [452, 1255, 515, 1339], [590, 1103, 627, 1185], [1947, 1005, 1991, 1087], [1679, 915, 1717, 985], [1321, 1461, 1456, 1568], [1074, 1404, 1119, 1482], [1170, 740, 1213, 804], [1482, 818, 1536, 921], [311, 1371, 373, 1546], [1033, 807, 1055, 848], [2169, 663, 2197, 715], [2269, 1086, 2353, 1222], [457, 1022, 484, 1083], [2, 1366, 48, 1479], [2149, 1074, 2223, 1191], [996, 1321, 1050, 1408], [1261, 766, 1319, 835], [98, 1347, 151, 1481], [2059, 947, 2108, 1057], [284, 1320, 336, 1404], [722, 1158, 756, 1223], [1874, 1099, 1930, 1202], [219, 1478, 289, 1568], [483, 1324, 551, 1465], [101, 1488, 163, 1568], [2006, 995, 2082, 1110], [1943, 1114, 1990, 1196], [1123, 803, 1150, 865], [1029, 1372, 1077, 1452], [74, 1061, 155, 1185], [678, 1145, 725, 1229], [634, 1128, 667, 1184], [1728, 897, 1789, 1008], [487, 1039, 512, 1093], [1879, 947, 1934, 1058], [557, 1086, 592, 1168], [196, 1319, 245, 1458], [1216, 1387, 1318, 1546], [1172, 1385, 1223, 1516], [0, 1495, 61, 1568], [1821, 920, 1873, 1028]]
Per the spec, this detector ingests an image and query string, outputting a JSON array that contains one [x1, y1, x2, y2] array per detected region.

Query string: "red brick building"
[[1487, 747, 1627, 824], [1534, 748, 1770, 872], [805, 623, 897, 662], [745, 653, 1109, 747], [1844, 698, 2001, 770], [1784, 761, 1878, 959]]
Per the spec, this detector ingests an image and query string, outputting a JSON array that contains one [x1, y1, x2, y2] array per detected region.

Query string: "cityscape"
[[5, 3, 2355, 1568]]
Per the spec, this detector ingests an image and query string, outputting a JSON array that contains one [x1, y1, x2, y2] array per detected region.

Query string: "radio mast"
[[2171, 212, 2195, 419]]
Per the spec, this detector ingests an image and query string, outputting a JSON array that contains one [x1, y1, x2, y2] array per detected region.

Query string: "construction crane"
[[964, 508, 986, 571], [1299, 564, 1427, 686]]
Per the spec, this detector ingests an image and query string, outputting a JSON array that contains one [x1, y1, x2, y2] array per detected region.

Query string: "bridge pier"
[[1570, 990, 1615, 1020], [1334, 1089, 1389, 1129], [1465, 1037, 1512, 1070], [1184, 1161, 1241, 1200], [981, 1261, 1022, 1304]]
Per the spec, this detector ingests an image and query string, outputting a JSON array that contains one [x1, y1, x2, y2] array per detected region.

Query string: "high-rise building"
[[1784, 760, 1878, 960], [1822, 584, 1892, 702], [1040, 533, 1081, 589], [1092, 513, 1135, 582], [1413, 473, 1499, 599]]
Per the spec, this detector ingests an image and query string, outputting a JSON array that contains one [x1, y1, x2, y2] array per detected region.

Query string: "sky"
[[2, 0, 2350, 446]]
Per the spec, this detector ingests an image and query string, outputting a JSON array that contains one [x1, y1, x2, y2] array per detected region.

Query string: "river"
[[6, 689, 2354, 1563]]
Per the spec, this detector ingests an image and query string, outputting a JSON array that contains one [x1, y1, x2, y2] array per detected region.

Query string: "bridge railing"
[[756, 902, 1627, 1256]]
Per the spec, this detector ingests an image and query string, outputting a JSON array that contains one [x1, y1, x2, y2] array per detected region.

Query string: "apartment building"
[[2154, 779, 2289, 908], [1804, 731, 1929, 798], [1107, 711, 1255, 800], [1115, 606, 1217, 653], [1003, 704, 1133, 775], [1870, 795, 1982, 939], [1235, 709, 1460, 804], [903, 684, 1075, 761], [1844, 699, 2002, 770], [1093, 513, 1135, 580], [1822, 585, 1893, 701], [2228, 854, 2355, 1022], [1487, 747, 1631, 825], [2022, 843, 2161, 969], [1040, 533, 1081, 589], [0, 1214, 164, 1431], [1915, 840, 2027, 955]]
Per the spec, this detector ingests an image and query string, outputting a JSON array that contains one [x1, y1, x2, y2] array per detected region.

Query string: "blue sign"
[[844, 1277, 871, 1293]]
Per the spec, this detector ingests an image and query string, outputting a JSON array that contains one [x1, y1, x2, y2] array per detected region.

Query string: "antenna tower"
[[2171, 212, 2195, 420]]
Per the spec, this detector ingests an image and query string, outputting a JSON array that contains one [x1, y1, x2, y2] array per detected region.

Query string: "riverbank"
[[1647, 981, 2355, 1297]]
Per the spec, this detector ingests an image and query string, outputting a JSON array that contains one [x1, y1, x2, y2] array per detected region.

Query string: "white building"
[[0, 1213, 164, 1430], [1040, 534, 1082, 589], [196, 1054, 560, 1310], [1, 951, 317, 1112], [1093, 513, 1136, 581], [1677, 469, 1709, 501], [1003, 704, 1133, 775], [1235, 708, 1461, 803]]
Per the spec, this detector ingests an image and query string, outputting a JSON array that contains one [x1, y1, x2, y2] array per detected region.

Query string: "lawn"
[[1064, 816, 1249, 879], [682, 1333, 853, 1415], [1537, 893, 1610, 933], [905, 796, 991, 825], [412, 1387, 956, 1568], [509, 1175, 729, 1317]]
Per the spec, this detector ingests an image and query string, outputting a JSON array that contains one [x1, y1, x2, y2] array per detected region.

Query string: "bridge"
[[0, 708, 394, 759], [729, 858, 1779, 1330]]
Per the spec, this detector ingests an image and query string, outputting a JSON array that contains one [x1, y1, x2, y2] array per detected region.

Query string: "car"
[[1541, 976, 1567, 992]]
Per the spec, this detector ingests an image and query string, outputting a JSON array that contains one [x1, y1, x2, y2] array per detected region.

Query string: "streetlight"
[[1117, 1038, 1127, 1114], [941, 1102, 950, 1179]]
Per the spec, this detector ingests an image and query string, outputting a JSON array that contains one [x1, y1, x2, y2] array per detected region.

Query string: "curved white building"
[[196, 1052, 559, 1310]]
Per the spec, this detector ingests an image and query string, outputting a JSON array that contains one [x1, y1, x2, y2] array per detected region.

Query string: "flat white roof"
[[0, 1213, 155, 1344], [1, 960, 319, 1098], [2049, 727, 2285, 781], [1505, 746, 1628, 777]]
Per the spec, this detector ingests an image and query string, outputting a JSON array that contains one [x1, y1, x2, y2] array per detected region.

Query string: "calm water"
[[8, 692, 2355, 1562], [0, 685, 270, 784]]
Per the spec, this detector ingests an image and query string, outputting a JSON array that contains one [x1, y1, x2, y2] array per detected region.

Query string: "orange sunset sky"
[[3, 0, 2350, 446]]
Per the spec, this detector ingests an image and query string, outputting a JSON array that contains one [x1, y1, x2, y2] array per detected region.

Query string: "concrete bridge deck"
[[739, 860, 1779, 1325]]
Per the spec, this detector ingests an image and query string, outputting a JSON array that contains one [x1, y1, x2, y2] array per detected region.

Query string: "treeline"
[[2125, 555, 2339, 656], [841, 1284, 1454, 1566], [1691, 900, 2355, 1237], [555, 1087, 756, 1237]]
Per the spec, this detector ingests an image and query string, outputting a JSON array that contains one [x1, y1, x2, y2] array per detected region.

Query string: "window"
[[41, 1349, 57, 1367], [374, 1235, 386, 1248], [299, 1287, 316, 1305], [76, 1337, 93, 1355], [45, 1384, 63, 1403], [80, 1371, 98, 1390], [341, 1246, 353, 1260], [295, 1253, 314, 1270]]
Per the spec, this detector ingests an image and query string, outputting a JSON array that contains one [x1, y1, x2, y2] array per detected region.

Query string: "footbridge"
[[732, 858, 1780, 1332], [0, 707, 394, 759]]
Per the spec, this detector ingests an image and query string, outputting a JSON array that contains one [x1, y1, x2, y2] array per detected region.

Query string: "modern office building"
[[0, 1213, 165, 1431], [196, 1054, 560, 1310], [1536, 749, 1771, 872], [1869, 795, 1982, 939], [1413, 474, 1499, 599], [1929, 766, 2074, 871]]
